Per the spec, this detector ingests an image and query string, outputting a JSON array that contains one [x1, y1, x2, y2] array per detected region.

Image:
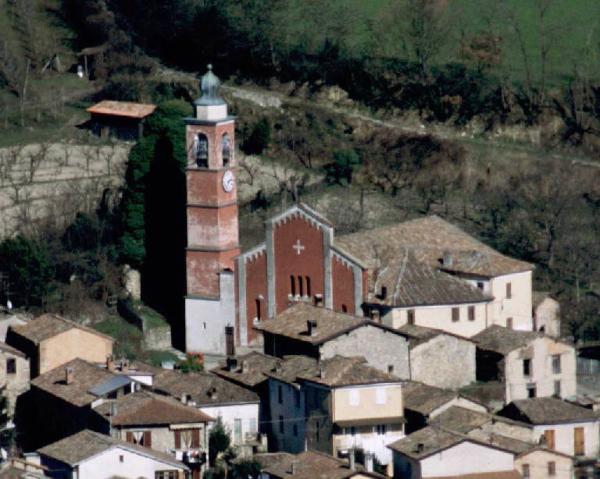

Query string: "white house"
[[38, 429, 188, 479]]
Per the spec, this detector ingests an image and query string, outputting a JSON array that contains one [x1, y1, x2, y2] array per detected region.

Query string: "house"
[[6, 314, 114, 378], [151, 368, 263, 456], [16, 358, 139, 450], [37, 429, 188, 479], [473, 326, 576, 402], [257, 303, 411, 379], [93, 390, 214, 479], [0, 342, 30, 414], [87, 100, 156, 140], [532, 292, 560, 337], [388, 426, 520, 479], [267, 355, 404, 472], [403, 382, 487, 434], [497, 398, 600, 459], [258, 450, 385, 479], [398, 324, 476, 389], [213, 352, 282, 435]]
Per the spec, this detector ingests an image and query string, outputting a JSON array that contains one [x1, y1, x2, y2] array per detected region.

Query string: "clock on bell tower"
[[184, 65, 240, 354]]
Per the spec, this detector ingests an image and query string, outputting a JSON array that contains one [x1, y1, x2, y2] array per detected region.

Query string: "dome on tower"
[[194, 64, 225, 107]]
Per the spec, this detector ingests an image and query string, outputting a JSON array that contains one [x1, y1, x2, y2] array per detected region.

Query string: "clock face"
[[222, 170, 235, 192]]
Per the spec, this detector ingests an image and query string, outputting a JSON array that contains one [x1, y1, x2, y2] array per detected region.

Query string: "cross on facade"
[[293, 239, 305, 255]]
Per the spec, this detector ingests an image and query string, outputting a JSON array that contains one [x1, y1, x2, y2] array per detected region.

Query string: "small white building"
[[38, 429, 188, 479], [533, 292, 561, 337]]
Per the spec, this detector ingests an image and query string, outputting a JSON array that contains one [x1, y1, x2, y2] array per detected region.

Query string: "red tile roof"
[[87, 100, 156, 119]]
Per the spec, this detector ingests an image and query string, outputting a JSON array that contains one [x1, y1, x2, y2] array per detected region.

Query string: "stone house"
[[16, 358, 139, 450], [93, 390, 214, 479], [398, 324, 476, 389], [533, 292, 560, 337], [473, 326, 576, 402], [6, 314, 114, 378], [0, 342, 30, 414], [151, 367, 263, 457], [497, 398, 600, 459], [403, 382, 487, 434], [257, 303, 411, 379], [259, 450, 386, 479], [335, 215, 535, 333], [266, 355, 404, 473], [37, 429, 188, 479], [388, 426, 520, 479], [213, 351, 282, 436]]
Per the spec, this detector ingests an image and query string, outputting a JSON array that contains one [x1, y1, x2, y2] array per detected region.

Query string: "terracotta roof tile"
[[87, 100, 156, 119]]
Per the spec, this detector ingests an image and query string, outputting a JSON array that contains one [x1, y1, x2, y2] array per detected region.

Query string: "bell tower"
[[184, 65, 239, 355]]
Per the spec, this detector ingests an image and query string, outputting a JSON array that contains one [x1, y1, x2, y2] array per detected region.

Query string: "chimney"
[[289, 461, 297, 475], [181, 393, 189, 405], [307, 319, 317, 336], [240, 360, 249, 373], [226, 356, 238, 371], [318, 366, 325, 379], [207, 387, 218, 400], [349, 449, 356, 470], [442, 251, 453, 268], [365, 453, 374, 473], [64, 367, 74, 385], [380, 286, 387, 300], [314, 294, 323, 307], [415, 443, 425, 454], [106, 355, 115, 372], [370, 309, 381, 323]]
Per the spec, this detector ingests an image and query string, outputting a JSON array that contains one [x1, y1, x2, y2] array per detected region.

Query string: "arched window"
[[255, 298, 262, 321], [221, 133, 231, 166], [305, 276, 311, 296], [195, 134, 209, 167], [290, 276, 296, 296], [297, 276, 304, 297]]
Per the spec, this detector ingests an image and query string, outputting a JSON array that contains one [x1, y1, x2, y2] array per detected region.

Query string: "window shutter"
[[144, 431, 152, 448], [174, 430, 181, 449], [192, 429, 200, 448]]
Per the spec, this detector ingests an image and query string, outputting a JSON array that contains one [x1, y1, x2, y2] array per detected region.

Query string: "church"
[[184, 67, 540, 355]]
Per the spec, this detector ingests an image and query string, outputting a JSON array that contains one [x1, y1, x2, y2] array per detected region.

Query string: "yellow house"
[[6, 314, 114, 377]]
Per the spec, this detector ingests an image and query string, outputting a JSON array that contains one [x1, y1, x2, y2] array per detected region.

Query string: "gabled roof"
[[256, 303, 408, 345], [267, 203, 333, 229], [152, 369, 259, 406], [87, 100, 156, 119], [532, 291, 557, 309], [9, 314, 113, 345], [366, 249, 492, 308], [459, 382, 506, 412], [398, 323, 474, 349], [403, 382, 460, 416], [336, 215, 532, 279], [265, 355, 319, 386], [0, 341, 26, 358], [38, 430, 187, 470], [473, 325, 571, 356], [213, 352, 282, 388], [31, 358, 131, 407], [497, 398, 599, 425], [93, 390, 214, 426], [429, 406, 492, 434]]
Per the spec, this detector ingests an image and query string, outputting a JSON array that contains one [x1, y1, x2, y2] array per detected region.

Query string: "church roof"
[[336, 215, 532, 280], [255, 303, 408, 345]]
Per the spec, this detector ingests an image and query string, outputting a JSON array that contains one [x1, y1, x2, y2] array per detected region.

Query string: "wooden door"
[[574, 427, 585, 456], [225, 326, 235, 356], [544, 429, 555, 450]]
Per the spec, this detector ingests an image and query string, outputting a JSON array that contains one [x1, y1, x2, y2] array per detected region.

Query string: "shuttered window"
[[452, 307, 460, 322]]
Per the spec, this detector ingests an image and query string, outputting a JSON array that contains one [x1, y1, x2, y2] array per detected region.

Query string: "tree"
[[230, 458, 262, 479], [209, 417, 232, 467], [0, 235, 53, 307], [175, 354, 204, 373], [324, 149, 360, 185], [242, 118, 271, 155]]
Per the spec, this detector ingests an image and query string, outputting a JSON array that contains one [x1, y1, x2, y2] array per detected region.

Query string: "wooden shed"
[[87, 100, 156, 141]]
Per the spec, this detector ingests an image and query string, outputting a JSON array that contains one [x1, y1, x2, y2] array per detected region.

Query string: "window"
[[341, 305, 348, 313], [554, 380, 561, 397], [388, 365, 394, 374], [376, 388, 387, 405], [381, 286, 387, 299], [175, 429, 200, 449], [506, 317, 513, 329], [278, 385, 283, 404], [506, 282, 512, 299], [155, 472, 178, 479], [234, 418, 242, 444], [221, 133, 231, 166], [306, 276, 311, 296], [375, 424, 387, 436], [345, 426, 356, 436], [194, 134, 208, 167], [278, 415, 284, 434], [521, 464, 530, 479], [249, 418, 257, 434], [527, 383, 536, 398], [523, 359, 532, 377], [548, 461, 556, 476], [119, 455, 124, 463], [290, 276, 296, 296], [544, 429, 555, 450], [297, 276, 304, 296], [552, 354, 562, 374], [468, 306, 475, 321], [477, 282, 484, 290], [452, 307, 460, 322], [407, 309, 415, 325], [293, 424, 298, 436], [255, 299, 262, 321], [6, 358, 16, 375], [294, 389, 301, 408], [349, 389, 360, 406], [574, 427, 585, 456], [126, 431, 151, 447]]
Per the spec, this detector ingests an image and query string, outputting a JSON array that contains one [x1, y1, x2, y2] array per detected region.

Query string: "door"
[[544, 429, 555, 450], [574, 427, 585, 456], [225, 326, 235, 356]]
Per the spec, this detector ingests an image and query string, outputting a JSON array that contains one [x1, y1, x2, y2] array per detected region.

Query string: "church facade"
[[184, 67, 537, 355]]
